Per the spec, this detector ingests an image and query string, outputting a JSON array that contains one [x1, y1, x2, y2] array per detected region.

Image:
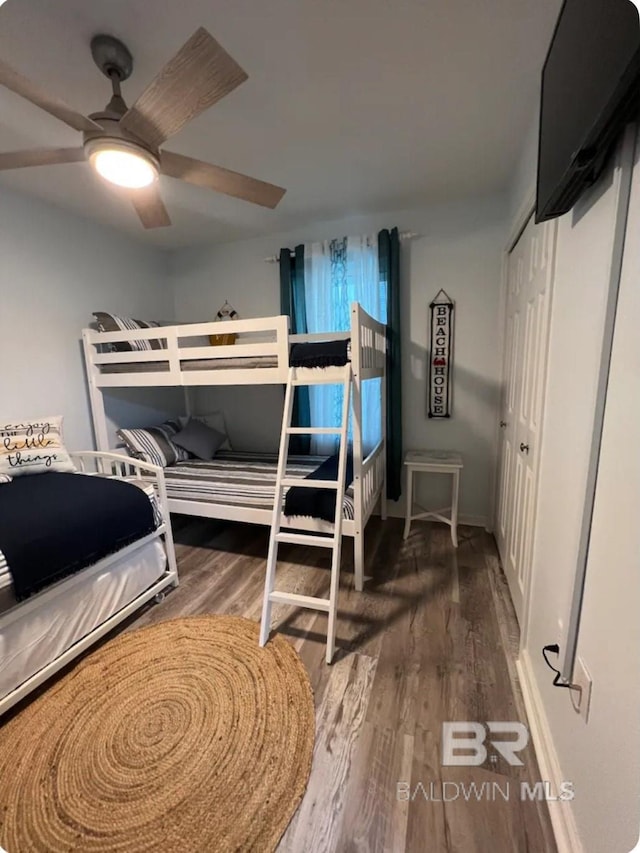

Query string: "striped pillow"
[[0, 416, 76, 478], [93, 312, 163, 353], [116, 420, 190, 468]]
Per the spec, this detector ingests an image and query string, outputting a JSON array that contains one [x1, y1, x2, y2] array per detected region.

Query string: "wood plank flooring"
[[116, 517, 557, 852]]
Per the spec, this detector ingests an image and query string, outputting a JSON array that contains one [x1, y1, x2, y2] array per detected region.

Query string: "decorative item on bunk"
[[209, 300, 238, 346], [427, 289, 454, 419]]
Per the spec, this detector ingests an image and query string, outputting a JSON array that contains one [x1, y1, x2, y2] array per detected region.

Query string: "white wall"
[[508, 106, 539, 225], [510, 117, 640, 853], [571, 137, 640, 853], [0, 187, 179, 450], [169, 196, 507, 525]]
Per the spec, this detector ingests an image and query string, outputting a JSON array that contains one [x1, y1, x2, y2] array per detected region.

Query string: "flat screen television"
[[536, 0, 640, 222]]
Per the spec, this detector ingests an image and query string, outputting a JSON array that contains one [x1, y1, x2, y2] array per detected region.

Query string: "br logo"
[[442, 722, 529, 767]]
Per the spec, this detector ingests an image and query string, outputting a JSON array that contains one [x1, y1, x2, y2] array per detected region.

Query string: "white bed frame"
[[0, 452, 178, 716], [82, 302, 387, 589]]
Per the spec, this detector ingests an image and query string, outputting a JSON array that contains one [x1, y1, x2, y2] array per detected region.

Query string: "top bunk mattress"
[[99, 355, 278, 373], [163, 450, 355, 519]]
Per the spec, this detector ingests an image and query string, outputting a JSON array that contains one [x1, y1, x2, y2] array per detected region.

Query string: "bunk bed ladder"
[[259, 364, 351, 664]]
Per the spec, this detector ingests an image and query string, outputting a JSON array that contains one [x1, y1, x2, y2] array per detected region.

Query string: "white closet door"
[[496, 215, 557, 623]]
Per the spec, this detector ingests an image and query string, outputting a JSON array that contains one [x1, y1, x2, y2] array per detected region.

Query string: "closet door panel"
[[496, 215, 557, 625]]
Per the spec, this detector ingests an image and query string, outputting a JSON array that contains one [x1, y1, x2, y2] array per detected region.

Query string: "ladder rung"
[[269, 591, 331, 612], [280, 478, 339, 490], [286, 427, 342, 435], [276, 532, 335, 548]]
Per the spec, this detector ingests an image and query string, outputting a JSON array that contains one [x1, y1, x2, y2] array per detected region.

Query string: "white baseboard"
[[459, 513, 489, 529], [517, 648, 584, 853]]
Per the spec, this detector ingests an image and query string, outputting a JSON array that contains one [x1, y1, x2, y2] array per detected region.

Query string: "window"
[[303, 235, 386, 454]]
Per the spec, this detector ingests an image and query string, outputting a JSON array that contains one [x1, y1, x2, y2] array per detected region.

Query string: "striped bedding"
[[0, 477, 161, 613], [164, 450, 355, 520]]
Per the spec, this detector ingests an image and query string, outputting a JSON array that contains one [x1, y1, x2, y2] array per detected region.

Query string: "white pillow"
[[179, 412, 232, 450], [0, 416, 76, 477]]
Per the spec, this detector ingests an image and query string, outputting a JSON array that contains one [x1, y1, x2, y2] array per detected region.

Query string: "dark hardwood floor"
[[122, 515, 556, 853]]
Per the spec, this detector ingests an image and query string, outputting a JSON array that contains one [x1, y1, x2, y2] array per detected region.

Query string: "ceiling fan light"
[[90, 146, 158, 189]]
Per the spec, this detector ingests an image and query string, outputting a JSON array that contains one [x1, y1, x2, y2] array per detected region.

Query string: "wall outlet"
[[573, 656, 592, 723]]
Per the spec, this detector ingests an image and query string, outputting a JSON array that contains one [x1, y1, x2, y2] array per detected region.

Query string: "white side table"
[[403, 450, 463, 546]]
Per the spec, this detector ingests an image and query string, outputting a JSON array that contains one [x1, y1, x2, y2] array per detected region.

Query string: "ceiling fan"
[[0, 28, 286, 228]]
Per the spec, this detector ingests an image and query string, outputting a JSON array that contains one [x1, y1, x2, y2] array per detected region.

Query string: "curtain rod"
[[263, 231, 418, 263]]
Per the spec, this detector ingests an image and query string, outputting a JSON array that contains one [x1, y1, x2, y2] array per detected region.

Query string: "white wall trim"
[[517, 648, 584, 853], [508, 189, 537, 252], [459, 513, 489, 529]]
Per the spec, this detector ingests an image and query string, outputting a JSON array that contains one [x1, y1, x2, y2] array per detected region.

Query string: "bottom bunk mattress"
[[164, 450, 355, 519], [0, 476, 162, 613], [0, 538, 166, 705]]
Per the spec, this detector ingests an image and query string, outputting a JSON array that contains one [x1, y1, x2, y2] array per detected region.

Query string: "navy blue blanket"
[[0, 472, 156, 601], [289, 339, 350, 368], [284, 453, 353, 522]]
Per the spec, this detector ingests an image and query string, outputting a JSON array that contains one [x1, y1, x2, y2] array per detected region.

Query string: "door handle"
[[500, 421, 508, 428], [520, 443, 530, 454]]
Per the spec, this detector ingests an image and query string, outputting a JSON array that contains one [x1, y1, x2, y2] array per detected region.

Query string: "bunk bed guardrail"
[[69, 450, 178, 580], [349, 303, 388, 567], [83, 315, 291, 387], [82, 304, 387, 388]]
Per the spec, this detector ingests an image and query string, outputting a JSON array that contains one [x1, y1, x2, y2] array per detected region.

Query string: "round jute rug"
[[0, 616, 315, 853]]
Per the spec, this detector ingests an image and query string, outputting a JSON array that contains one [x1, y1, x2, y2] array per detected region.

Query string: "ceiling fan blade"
[[0, 59, 101, 133], [129, 184, 172, 229], [161, 151, 286, 209], [0, 147, 85, 171], [119, 28, 248, 149]]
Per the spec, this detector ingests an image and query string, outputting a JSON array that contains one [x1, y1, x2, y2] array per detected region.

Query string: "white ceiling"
[[0, 0, 562, 248]]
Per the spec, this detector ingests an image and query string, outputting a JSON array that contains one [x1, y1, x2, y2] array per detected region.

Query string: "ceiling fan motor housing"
[[87, 35, 160, 161], [83, 113, 159, 157], [90, 34, 134, 82]]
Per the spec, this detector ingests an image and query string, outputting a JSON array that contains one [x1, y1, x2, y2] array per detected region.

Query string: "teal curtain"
[[378, 228, 402, 500], [303, 235, 384, 456], [279, 246, 310, 454]]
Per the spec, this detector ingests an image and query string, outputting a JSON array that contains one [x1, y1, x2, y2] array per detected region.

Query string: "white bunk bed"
[[82, 303, 387, 589]]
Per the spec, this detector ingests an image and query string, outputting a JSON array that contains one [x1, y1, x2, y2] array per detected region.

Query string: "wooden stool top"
[[404, 450, 463, 469]]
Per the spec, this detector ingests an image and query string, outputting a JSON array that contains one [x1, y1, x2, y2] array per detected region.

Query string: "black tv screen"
[[536, 0, 640, 223]]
